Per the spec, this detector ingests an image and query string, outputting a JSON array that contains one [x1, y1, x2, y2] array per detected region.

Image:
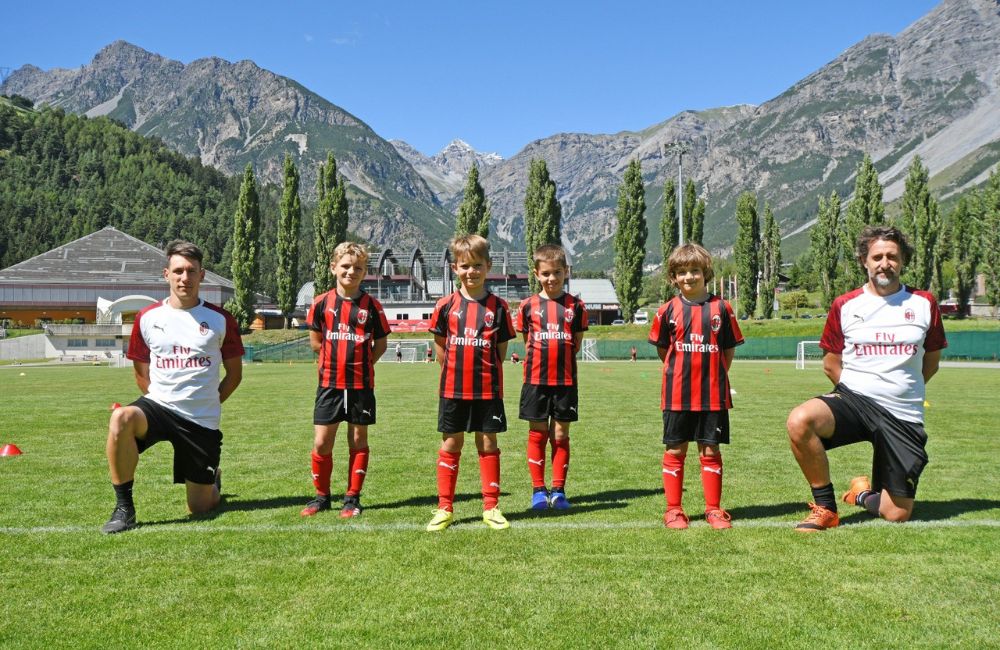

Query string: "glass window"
[[95, 339, 118, 347], [67, 339, 89, 348]]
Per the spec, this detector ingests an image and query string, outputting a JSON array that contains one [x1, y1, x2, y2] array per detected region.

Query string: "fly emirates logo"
[[675, 332, 719, 354], [327, 323, 371, 343], [155, 345, 212, 369], [853, 331, 918, 357], [450, 327, 491, 348], [533, 323, 571, 341]]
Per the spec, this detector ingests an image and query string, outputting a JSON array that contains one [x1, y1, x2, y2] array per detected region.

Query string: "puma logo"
[[438, 462, 457, 471], [662, 468, 680, 477], [703, 467, 722, 475], [528, 458, 544, 466]]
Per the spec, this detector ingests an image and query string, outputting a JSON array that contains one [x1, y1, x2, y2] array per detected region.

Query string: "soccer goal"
[[580, 338, 600, 362], [386, 339, 433, 363], [795, 340, 823, 369]]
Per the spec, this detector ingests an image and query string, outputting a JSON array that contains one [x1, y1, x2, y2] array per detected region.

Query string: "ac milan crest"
[[484, 310, 495, 328], [711, 314, 722, 332], [199, 321, 210, 336], [904, 308, 915, 323], [357, 309, 369, 325], [564, 308, 574, 323]]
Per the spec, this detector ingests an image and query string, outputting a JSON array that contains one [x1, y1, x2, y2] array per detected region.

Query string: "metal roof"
[[568, 278, 618, 305], [0, 226, 234, 288]]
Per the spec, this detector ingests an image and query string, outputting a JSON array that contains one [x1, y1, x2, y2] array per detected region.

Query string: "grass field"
[[2, 360, 999, 648]]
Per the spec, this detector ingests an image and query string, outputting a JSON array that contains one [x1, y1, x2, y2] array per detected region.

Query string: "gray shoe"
[[102, 505, 137, 534]]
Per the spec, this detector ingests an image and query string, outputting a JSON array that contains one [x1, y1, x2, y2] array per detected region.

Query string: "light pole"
[[663, 143, 689, 245]]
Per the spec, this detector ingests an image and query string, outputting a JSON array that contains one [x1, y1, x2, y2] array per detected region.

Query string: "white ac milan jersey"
[[821, 285, 946, 423], [127, 299, 244, 429]]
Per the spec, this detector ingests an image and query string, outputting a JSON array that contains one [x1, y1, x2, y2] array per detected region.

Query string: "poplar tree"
[[690, 198, 706, 246], [314, 152, 349, 295], [899, 156, 940, 291], [659, 179, 678, 300], [841, 153, 884, 290], [947, 196, 980, 318], [982, 170, 1000, 316], [524, 159, 562, 291], [228, 163, 261, 331], [733, 191, 760, 317], [812, 191, 842, 310], [613, 159, 647, 321], [682, 179, 697, 243], [759, 204, 781, 318], [456, 164, 491, 238], [277, 154, 301, 328]]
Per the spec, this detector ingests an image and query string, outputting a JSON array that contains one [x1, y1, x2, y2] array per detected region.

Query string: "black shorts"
[[519, 384, 579, 422], [662, 410, 730, 446], [132, 396, 222, 485], [438, 398, 507, 434], [314, 387, 377, 425], [817, 384, 928, 498]]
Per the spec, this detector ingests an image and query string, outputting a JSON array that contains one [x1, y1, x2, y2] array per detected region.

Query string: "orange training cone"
[[1, 443, 23, 457]]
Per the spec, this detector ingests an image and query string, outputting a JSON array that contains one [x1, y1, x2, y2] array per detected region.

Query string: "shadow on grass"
[[726, 501, 813, 520], [135, 494, 306, 528], [837, 498, 1000, 525], [365, 492, 491, 511]]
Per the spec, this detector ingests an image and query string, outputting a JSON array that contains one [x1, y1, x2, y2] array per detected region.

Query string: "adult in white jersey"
[[786, 226, 947, 532], [102, 240, 244, 534]]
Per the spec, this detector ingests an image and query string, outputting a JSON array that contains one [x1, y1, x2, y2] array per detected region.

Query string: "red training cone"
[[1, 443, 23, 457], [111, 402, 122, 411]]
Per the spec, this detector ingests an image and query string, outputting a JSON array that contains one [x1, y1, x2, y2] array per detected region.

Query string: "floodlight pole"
[[663, 143, 689, 245]]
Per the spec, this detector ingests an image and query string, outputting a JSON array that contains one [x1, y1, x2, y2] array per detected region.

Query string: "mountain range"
[[4, 0, 1000, 268]]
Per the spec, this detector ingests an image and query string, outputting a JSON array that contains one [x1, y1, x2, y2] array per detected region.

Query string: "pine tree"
[[812, 191, 842, 310], [456, 164, 491, 238], [659, 179, 677, 300], [841, 153, 884, 290], [690, 198, 706, 246], [276, 154, 301, 328], [899, 156, 940, 291], [523, 159, 562, 292], [982, 170, 1000, 316], [613, 160, 647, 321], [228, 164, 261, 331], [682, 179, 697, 244], [947, 196, 980, 319], [733, 192, 760, 317], [759, 203, 781, 318]]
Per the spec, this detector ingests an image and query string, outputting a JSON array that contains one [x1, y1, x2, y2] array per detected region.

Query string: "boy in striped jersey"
[[649, 244, 744, 529], [301, 242, 390, 518], [517, 244, 588, 510], [426, 235, 516, 531]]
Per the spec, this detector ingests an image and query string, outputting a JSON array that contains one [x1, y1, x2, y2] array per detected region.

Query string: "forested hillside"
[[0, 98, 288, 296]]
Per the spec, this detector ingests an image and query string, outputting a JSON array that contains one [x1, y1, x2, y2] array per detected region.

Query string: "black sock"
[[862, 492, 881, 517], [113, 480, 134, 510], [811, 483, 837, 512]]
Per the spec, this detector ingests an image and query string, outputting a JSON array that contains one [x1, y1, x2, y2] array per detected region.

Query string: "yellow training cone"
[[924, 400, 930, 408]]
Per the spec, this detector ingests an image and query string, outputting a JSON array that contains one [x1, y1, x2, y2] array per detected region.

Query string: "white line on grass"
[[2, 518, 999, 535]]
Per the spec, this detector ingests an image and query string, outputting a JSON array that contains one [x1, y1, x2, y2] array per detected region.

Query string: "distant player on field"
[[102, 240, 244, 534], [300, 242, 390, 519], [426, 234, 516, 531], [649, 243, 743, 530], [517, 244, 588, 510], [787, 226, 946, 531]]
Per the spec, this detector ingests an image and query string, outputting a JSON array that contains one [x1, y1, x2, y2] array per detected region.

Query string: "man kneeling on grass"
[[102, 240, 244, 534]]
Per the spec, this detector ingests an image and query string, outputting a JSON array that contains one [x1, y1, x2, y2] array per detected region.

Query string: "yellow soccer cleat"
[[482, 507, 510, 530], [426, 508, 454, 532]]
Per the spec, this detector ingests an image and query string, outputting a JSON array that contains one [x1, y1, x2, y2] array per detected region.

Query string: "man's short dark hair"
[[165, 240, 204, 267], [856, 225, 913, 266]]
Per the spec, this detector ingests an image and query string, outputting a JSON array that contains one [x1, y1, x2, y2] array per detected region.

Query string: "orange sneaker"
[[663, 508, 689, 529], [705, 509, 732, 529], [841, 476, 872, 506], [794, 503, 839, 532]]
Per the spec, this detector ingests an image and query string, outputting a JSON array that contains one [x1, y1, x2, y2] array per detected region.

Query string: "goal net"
[[580, 338, 600, 362], [386, 339, 433, 363], [795, 340, 823, 369]]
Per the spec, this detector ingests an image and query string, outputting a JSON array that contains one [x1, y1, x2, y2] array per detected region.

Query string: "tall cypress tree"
[[759, 204, 781, 318], [690, 198, 706, 246], [523, 159, 562, 292], [947, 196, 980, 319], [812, 191, 842, 309], [899, 156, 940, 291], [228, 163, 261, 331], [314, 152, 344, 295], [841, 153, 885, 291], [456, 164, 491, 238], [733, 191, 760, 318], [613, 159, 647, 321], [277, 154, 301, 328], [660, 179, 678, 300], [981, 170, 1000, 316], [682, 179, 697, 243]]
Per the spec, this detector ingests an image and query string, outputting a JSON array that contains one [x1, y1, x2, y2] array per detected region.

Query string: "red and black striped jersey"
[[430, 291, 516, 400], [517, 293, 588, 386], [308, 290, 390, 389], [648, 295, 744, 411]]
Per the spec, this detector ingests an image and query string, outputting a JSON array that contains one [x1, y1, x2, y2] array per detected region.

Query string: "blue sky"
[[3, 1, 940, 158]]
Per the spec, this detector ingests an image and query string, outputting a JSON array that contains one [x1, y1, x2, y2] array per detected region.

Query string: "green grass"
[[2, 362, 999, 647]]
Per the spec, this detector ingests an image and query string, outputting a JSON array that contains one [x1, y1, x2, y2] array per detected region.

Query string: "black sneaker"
[[102, 505, 137, 534], [340, 495, 363, 519], [300, 494, 332, 517]]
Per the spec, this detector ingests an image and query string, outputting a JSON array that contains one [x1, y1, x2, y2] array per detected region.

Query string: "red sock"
[[479, 450, 501, 510], [662, 452, 685, 509], [700, 454, 723, 511], [346, 447, 369, 497], [551, 436, 570, 490], [311, 450, 333, 496], [436, 450, 461, 511], [526, 430, 548, 489]]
